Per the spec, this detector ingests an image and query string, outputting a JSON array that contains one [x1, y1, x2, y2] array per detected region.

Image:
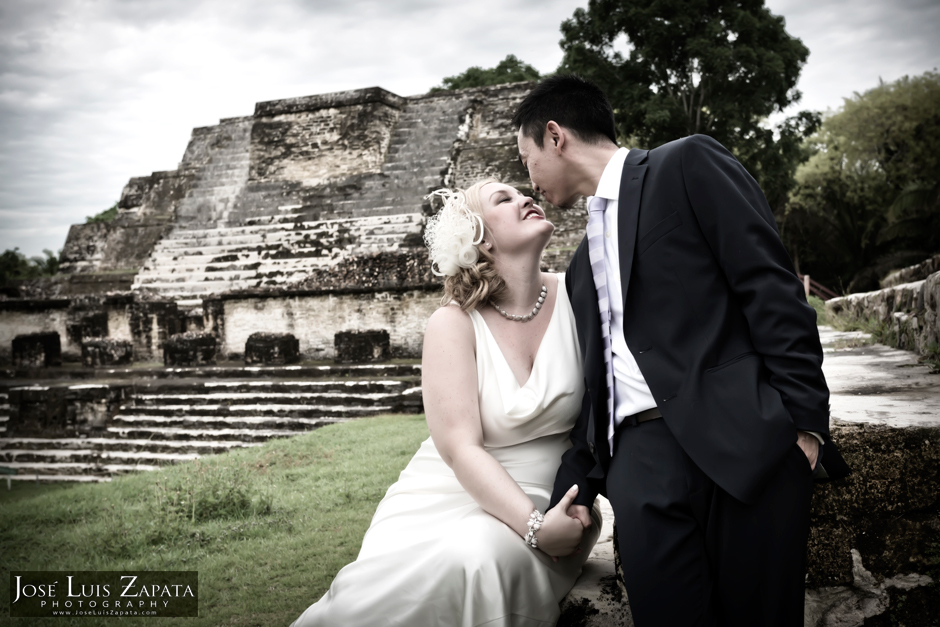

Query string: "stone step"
[[130, 390, 399, 404], [189, 180, 246, 192], [156, 222, 419, 247], [2, 363, 421, 381], [140, 237, 414, 262], [185, 186, 243, 199], [0, 448, 200, 465], [137, 269, 292, 285], [111, 414, 346, 430], [160, 213, 421, 239], [116, 401, 391, 417], [198, 163, 249, 176], [7, 474, 111, 483], [142, 256, 338, 275], [135, 274, 333, 291], [150, 231, 411, 254], [0, 437, 261, 455], [105, 425, 308, 442], [132, 279, 264, 294], [200, 156, 250, 167], [146, 379, 408, 395], [139, 251, 402, 277], [1, 461, 158, 476]]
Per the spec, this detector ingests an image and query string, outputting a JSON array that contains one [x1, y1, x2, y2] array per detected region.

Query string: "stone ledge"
[[827, 270, 940, 358], [254, 87, 407, 117], [881, 254, 940, 288]]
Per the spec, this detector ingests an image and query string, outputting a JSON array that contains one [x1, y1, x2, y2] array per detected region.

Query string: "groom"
[[513, 75, 849, 626]]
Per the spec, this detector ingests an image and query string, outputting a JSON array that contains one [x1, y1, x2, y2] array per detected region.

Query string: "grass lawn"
[[0, 414, 430, 626]]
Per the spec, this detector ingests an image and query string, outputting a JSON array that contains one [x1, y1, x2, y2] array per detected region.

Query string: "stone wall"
[[827, 271, 940, 357], [0, 300, 72, 362], [250, 88, 405, 188], [881, 253, 940, 288], [221, 290, 439, 361], [0, 287, 444, 365]]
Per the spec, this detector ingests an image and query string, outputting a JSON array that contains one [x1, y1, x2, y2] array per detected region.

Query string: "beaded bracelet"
[[524, 509, 544, 549]]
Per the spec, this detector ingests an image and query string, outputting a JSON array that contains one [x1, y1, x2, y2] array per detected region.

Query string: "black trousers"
[[607, 418, 814, 627]]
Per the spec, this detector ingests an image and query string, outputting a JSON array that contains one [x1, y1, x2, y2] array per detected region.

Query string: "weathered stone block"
[[334, 330, 390, 363], [244, 332, 300, 365], [806, 423, 939, 586], [164, 331, 217, 367], [7, 385, 68, 437], [66, 311, 108, 346], [12, 332, 62, 368], [82, 338, 134, 367], [6, 384, 128, 437]]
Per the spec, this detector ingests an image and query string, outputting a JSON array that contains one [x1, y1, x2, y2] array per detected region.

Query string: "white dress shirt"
[[592, 148, 659, 453]]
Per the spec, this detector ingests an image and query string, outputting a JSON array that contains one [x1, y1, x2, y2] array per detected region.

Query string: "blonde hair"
[[437, 179, 507, 311]]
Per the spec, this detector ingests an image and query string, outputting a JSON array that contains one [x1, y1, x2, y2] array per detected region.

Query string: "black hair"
[[511, 74, 617, 149]]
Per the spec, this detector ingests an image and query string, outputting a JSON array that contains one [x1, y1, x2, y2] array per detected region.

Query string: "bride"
[[290, 179, 602, 627]]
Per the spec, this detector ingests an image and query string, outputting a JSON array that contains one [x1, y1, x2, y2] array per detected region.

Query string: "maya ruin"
[[1, 81, 938, 625]]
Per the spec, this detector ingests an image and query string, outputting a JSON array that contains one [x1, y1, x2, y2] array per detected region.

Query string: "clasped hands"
[[536, 484, 592, 561]]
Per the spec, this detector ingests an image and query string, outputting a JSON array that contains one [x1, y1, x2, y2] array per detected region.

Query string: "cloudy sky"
[[1, 0, 938, 258]]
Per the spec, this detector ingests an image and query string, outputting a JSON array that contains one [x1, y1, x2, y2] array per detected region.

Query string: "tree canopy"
[[430, 55, 541, 93], [783, 71, 940, 292], [557, 0, 817, 213], [0, 248, 60, 286]]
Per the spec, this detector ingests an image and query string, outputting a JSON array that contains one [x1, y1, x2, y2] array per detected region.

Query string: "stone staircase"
[[0, 364, 422, 482], [340, 95, 472, 217], [131, 212, 424, 295], [175, 116, 253, 227], [129, 95, 473, 298]]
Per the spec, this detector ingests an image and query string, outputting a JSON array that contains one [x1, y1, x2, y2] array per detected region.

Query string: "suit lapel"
[[618, 149, 649, 306], [571, 241, 605, 389]]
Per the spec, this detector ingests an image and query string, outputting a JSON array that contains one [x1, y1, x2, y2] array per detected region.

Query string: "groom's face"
[[516, 127, 578, 209]]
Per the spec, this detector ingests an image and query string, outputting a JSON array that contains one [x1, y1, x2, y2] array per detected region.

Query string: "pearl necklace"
[[491, 284, 547, 323]]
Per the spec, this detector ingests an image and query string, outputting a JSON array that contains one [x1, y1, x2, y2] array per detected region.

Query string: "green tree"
[[431, 55, 541, 93], [784, 71, 940, 291], [0, 248, 60, 285], [558, 0, 817, 212], [783, 141, 895, 292], [32, 248, 60, 276]]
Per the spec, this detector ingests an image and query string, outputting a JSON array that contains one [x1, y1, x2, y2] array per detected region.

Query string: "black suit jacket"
[[552, 135, 850, 508]]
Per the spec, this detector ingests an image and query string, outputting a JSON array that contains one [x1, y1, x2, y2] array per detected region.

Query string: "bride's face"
[[477, 182, 554, 258]]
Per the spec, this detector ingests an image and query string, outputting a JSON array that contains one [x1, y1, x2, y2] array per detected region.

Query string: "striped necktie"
[[586, 195, 615, 455]]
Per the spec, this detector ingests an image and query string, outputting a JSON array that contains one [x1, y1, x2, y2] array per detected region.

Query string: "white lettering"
[[120, 576, 138, 597]]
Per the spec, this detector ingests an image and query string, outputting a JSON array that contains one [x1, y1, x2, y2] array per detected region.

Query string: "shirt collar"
[[593, 147, 630, 201]]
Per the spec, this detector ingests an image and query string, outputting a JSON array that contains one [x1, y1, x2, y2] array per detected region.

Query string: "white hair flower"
[[423, 188, 484, 277]]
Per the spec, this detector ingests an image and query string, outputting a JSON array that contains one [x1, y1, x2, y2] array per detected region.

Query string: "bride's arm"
[[422, 305, 584, 556]]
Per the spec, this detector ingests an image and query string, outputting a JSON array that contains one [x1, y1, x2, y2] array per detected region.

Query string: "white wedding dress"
[[291, 276, 601, 627]]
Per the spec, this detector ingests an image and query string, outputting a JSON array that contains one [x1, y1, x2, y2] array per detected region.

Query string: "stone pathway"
[[559, 326, 940, 626], [820, 326, 940, 428]]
